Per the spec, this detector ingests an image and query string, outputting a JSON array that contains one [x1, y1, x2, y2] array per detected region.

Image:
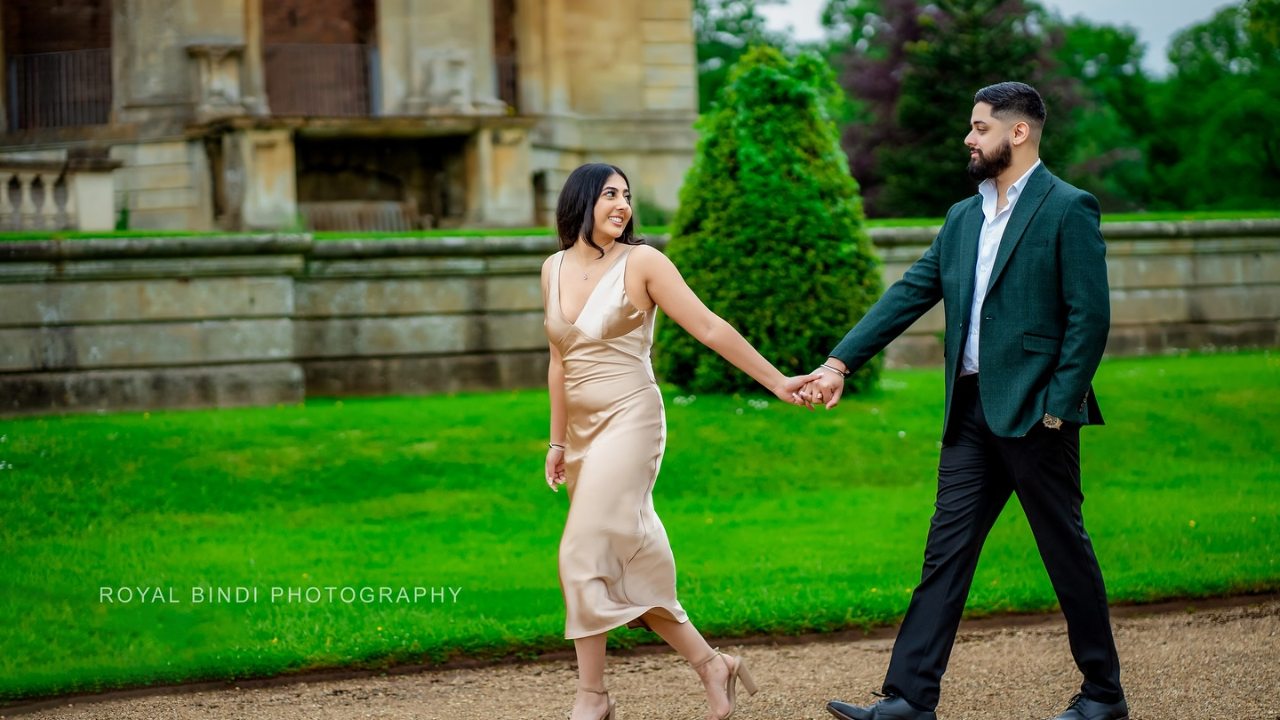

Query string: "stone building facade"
[[0, 0, 698, 232]]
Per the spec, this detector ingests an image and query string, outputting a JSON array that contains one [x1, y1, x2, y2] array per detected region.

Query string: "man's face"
[[965, 102, 1014, 182]]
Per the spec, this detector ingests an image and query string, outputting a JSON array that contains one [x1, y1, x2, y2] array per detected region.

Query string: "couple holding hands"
[[541, 82, 1127, 720]]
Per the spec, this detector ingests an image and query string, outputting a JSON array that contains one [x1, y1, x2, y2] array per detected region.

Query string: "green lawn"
[[1, 352, 1277, 703], [2, 210, 1278, 242]]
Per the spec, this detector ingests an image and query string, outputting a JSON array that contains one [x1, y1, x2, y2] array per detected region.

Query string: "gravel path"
[[9, 598, 1278, 720]]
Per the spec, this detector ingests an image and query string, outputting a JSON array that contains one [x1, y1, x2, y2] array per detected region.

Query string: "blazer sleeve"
[[1047, 190, 1110, 421], [828, 220, 946, 373]]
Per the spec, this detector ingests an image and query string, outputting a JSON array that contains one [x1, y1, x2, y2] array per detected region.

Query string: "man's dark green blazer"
[[830, 164, 1110, 439]]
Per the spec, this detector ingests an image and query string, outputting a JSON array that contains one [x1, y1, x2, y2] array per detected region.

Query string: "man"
[[802, 82, 1127, 720]]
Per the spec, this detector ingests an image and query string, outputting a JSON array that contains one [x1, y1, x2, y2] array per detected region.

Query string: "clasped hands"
[[771, 358, 848, 410], [796, 358, 847, 410]]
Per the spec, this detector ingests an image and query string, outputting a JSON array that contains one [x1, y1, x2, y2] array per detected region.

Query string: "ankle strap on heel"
[[579, 685, 609, 695], [692, 647, 726, 670]]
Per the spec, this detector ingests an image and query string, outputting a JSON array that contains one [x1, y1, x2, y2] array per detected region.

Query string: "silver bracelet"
[[549, 442, 565, 450], [820, 363, 848, 378]]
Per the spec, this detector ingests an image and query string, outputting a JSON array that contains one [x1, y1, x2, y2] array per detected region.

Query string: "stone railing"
[[0, 156, 122, 231], [1, 220, 1277, 416], [872, 219, 1280, 368]]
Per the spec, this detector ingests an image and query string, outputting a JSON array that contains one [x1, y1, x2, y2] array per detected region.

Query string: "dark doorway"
[[262, 0, 378, 117], [294, 136, 469, 231], [2, 0, 113, 130]]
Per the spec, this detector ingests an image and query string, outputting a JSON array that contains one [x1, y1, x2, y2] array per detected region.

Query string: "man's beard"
[[968, 137, 1013, 181]]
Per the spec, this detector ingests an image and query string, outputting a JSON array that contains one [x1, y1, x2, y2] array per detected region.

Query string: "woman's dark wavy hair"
[[555, 163, 644, 256]]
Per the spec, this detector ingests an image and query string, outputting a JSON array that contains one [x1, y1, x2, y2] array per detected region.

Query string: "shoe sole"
[[826, 704, 857, 720]]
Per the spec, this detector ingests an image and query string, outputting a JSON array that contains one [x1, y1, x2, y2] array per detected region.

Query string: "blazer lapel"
[[985, 165, 1054, 293], [953, 197, 984, 319]]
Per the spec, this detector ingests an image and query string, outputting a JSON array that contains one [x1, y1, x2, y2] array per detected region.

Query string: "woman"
[[541, 163, 815, 720]]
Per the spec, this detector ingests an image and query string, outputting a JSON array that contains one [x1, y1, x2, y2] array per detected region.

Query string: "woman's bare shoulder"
[[628, 243, 670, 268]]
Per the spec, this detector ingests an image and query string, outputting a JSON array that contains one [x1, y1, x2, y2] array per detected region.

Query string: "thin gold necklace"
[[574, 242, 616, 280]]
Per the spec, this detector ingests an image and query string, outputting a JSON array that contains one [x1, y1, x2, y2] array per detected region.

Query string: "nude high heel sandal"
[[579, 686, 616, 720], [693, 648, 759, 720]]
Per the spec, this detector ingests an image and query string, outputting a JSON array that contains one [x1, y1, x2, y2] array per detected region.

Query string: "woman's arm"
[[546, 342, 568, 490], [634, 246, 813, 403], [542, 256, 568, 490], [547, 341, 567, 446]]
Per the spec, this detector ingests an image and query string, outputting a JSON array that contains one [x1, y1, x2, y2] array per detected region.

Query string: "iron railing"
[[264, 43, 376, 117], [6, 49, 112, 130]]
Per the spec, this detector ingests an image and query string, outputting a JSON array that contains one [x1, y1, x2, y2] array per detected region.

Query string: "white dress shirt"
[[961, 159, 1042, 376]]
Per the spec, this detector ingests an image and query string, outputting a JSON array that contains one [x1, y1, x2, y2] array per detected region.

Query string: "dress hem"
[[564, 605, 688, 640]]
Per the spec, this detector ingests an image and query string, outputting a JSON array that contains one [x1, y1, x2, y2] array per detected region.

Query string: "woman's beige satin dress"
[[544, 245, 689, 640]]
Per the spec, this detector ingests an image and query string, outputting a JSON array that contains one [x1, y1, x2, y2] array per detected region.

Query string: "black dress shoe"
[[827, 695, 938, 720], [1050, 693, 1129, 720]]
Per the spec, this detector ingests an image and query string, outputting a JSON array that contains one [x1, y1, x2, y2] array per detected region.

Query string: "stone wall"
[[873, 220, 1280, 368], [1, 220, 1277, 416]]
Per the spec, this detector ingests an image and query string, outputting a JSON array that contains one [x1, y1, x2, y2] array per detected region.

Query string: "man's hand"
[[800, 358, 849, 409]]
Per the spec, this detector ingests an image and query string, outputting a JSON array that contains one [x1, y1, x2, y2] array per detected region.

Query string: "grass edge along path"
[[0, 352, 1276, 703]]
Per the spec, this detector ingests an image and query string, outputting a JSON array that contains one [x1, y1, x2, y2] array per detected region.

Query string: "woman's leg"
[[570, 632, 611, 720], [641, 611, 736, 719]]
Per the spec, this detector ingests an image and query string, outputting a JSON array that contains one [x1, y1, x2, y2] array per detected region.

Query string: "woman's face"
[[591, 173, 632, 244]]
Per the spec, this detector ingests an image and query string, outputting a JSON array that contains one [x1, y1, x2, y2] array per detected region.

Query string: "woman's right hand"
[[773, 373, 822, 409], [545, 446, 566, 492]]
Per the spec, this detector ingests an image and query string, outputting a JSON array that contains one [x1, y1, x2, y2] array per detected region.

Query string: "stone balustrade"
[[0, 220, 1276, 416], [0, 156, 122, 232]]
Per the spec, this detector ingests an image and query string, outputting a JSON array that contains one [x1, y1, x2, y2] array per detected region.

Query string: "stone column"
[[242, 0, 268, 114], [470, 0, 505, 115], [228, 129, 297, 230], [542, 0, 571, 114]]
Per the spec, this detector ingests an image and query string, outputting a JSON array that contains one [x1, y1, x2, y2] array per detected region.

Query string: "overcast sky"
[[758, 0, 1234, 76]]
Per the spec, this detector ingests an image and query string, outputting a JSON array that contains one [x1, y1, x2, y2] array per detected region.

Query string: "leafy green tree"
[[1248, 0, 1280, 45], [694, 0, 789, 112], [1052, 18, 1151, 140], [655, 46, 883, 395], [1148, 1, 1280, 209], [1048, 16, 1153, 209], [823, 0, 1090, 217], [820, 0, 925, 215], [881, 0, 1074, 217]]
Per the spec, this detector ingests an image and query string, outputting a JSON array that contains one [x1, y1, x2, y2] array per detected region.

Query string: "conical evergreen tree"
[[655, 46, 882, 395]]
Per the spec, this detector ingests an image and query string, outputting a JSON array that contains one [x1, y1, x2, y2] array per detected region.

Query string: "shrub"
[[655, 46, 883, 395]]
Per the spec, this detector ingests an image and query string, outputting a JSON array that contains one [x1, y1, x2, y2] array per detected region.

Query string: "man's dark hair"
[[974, 82, 1047, 129]]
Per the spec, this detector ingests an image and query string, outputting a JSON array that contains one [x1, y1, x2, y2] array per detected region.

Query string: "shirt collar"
[[978, 159, 1042, 218]]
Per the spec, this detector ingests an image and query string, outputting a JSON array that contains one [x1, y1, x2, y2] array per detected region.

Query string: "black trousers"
[[882, 374, 1123, 710]]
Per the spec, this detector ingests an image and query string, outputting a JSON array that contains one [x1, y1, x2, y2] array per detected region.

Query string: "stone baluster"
[[37, 174, 65, 229], [55, 175, 77, 230], [30, 174, 51, 230], [16, 173, 38, 230], [0, 173, 16, 230]]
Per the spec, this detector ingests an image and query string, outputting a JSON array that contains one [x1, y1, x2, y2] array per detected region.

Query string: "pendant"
[[582, 273, 588, 280]]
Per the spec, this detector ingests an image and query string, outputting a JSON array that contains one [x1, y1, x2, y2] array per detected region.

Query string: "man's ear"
[[1012, 121, 1031, 146]]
